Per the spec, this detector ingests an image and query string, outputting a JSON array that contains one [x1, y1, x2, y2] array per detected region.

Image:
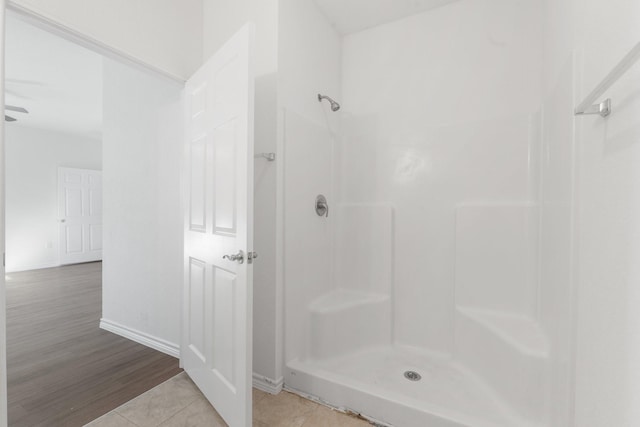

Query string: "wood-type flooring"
[[6, 262, 182, 426]]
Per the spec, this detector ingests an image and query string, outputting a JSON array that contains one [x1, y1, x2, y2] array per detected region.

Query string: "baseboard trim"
[[101, 319, 281, 393], [253, 373, 283, 394], [100, 318, 180, 358], [6, 261, 60, 273]]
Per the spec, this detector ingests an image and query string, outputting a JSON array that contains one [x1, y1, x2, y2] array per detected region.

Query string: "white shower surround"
[[281, 0, 572, 426]]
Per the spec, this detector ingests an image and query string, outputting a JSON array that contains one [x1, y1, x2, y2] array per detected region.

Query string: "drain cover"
[[404, 371, 421, 381]]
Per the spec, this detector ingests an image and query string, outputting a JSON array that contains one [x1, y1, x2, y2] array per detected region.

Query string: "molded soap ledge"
[[456, 306, 549, 358], [308, 289, 391, 360], [455, 307, 550, 422]]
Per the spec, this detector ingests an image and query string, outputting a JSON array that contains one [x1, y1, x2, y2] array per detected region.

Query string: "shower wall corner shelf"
[[575, 41, 640, 118]]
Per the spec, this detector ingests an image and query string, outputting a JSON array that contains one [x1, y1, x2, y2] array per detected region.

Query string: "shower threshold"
[[285, 346, 539, 427]]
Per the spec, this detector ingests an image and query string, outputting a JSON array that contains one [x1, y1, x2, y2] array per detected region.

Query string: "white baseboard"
[[6, 261, 60, 273], [6, 259, 104, 273], [101, 318, 281, 394], [100, 318, 180, 358], [253, 373, 284, 394]]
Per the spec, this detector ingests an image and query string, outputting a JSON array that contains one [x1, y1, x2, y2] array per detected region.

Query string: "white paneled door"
[[58, 167, 102, 265], [182, 24, 255, 427]]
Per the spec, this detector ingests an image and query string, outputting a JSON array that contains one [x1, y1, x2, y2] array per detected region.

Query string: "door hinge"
[[3, 253, 5, 267]]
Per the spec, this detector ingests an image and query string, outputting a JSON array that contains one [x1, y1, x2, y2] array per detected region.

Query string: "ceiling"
[[313, 0, 460, 35], [5, 13, 103, 139]]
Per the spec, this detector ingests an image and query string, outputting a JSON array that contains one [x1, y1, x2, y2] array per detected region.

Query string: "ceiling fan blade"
[[5, 105, 28, 113], [5, 89, 32, 100], [5, 115, 16, 122]]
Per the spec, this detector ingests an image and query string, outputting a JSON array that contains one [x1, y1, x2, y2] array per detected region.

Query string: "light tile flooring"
[[85, 372, 372, 427]]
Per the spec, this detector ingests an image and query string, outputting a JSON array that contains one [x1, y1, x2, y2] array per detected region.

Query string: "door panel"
[[66, 226, 82, 253], [213, 267, 237, 384], [89, 225, 103, 251], [189, 138, 207, 232], [182, 23, 255, 427], [188, 257, 207, 361], [214, 121, 238, 233]]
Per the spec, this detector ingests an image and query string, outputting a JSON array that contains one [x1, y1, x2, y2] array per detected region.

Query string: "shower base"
[[285, 346, 539, 427]]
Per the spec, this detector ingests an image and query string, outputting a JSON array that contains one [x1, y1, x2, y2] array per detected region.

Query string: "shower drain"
[[403, 370, 422, 381]]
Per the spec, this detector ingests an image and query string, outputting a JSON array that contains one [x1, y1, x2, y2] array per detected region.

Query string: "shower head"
[[317, 94, 341, 112]]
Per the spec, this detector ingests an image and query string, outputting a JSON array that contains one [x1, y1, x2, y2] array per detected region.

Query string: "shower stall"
[[279, 1, 573, 426]]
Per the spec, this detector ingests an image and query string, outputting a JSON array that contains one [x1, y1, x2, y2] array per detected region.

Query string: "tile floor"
[[84, 372, 372, 427]]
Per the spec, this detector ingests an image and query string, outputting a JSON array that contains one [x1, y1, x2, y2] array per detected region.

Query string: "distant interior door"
[[58, 167, 102, 265], [182, 24, 255, 427]]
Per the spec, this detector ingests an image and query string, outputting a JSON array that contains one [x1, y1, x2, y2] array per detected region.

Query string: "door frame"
[[0, 1, 7, 423], [0, 3, 190, 426]]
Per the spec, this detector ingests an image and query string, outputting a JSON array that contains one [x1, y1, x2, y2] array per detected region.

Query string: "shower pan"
[[280, 1, 570, 426]]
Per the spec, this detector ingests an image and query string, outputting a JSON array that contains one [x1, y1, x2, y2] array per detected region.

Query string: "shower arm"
[[317, 94, 341, 112]]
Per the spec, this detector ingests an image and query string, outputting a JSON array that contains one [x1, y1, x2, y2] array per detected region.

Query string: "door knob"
[[223, 250, 244, 264]]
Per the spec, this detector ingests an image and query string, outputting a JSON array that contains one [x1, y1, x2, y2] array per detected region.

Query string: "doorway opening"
[[4, 10, 183, 426]]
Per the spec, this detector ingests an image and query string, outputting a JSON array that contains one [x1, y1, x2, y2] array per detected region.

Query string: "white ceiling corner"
[[313, 0, 460, 35]]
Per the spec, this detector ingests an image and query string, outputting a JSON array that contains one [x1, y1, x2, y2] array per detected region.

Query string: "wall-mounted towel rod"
[[575, 41, 640, 118], [255, 153, 276, 161]]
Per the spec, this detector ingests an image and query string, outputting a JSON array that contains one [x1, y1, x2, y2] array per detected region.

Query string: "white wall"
[[101, 58, 183, 354], [9, 0, 202, 80], [540, 0, 640, 425], [5, 125, 101, 272], [203, 0, 281, 384], [571, 0, 640, 426], [279, 0, 342, 367], [203, 0, 277, 78]]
